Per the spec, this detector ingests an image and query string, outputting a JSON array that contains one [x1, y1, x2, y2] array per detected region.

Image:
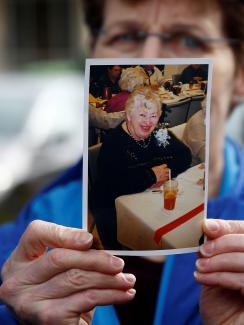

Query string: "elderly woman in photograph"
[[93, 86, 191, 249]]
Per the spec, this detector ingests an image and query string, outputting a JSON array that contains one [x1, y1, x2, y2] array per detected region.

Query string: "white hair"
[[125, 86, 162, 117], [119, 66, 147, 92]]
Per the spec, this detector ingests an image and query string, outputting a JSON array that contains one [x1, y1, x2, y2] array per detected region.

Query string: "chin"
[[141, 133, 151, 139], [140, 129, 152, 137]]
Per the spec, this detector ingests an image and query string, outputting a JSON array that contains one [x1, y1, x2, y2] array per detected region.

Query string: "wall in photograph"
[[164, 64, 188, 79]]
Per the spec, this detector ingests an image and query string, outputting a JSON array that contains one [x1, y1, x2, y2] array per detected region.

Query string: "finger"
[[200, 234, 244, 257], [21, 249, 125, 283], [57, 288, 136, 315], [35, 289, 136, 325], [34, 269, 136, 299], [203, 219, 244, 239], [13, 220, 93, 262], [194, 271, 244, 294], [196, 252, 244, 273]]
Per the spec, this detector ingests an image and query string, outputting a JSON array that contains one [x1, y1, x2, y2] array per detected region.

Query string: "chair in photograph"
[[163, 98, 191, 127], [88, 143, 102, 191], [88, 143, 102, 235], [169, 123, 186, 141], [187, 95, 205, 121]]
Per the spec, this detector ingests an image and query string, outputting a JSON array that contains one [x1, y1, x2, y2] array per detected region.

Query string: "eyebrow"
[[102, 20, 215, 38], [164, 23, 215, 37], [102, 20, 149, 33]]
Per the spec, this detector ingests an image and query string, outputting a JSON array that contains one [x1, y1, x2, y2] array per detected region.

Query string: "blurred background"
[[0, 0, 243, 224], [0, 0, 85, 223]]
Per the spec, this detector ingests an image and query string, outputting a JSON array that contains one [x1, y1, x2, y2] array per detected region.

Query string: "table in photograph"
[[89, 87, 205, 108], [116, 164, 205, 250], [157, 86, 205, 104]]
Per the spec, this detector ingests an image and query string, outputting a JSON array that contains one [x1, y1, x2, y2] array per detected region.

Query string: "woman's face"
[[126, 99, 160, 140], [93, 0, 244, 172]]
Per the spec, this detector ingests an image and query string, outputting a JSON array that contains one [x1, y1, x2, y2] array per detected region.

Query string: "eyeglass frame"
[[95, 28, 240, 56]]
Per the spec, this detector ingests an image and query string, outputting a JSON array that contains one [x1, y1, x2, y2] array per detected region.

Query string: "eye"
[[180, 35, 206, 50], [110, 31, 145, 44], [163, 32, 208, 52]]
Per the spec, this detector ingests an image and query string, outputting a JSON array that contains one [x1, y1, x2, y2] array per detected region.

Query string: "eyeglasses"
[[97, 29, 239, 57]]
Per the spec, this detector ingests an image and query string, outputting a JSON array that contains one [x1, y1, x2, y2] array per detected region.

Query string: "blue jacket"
[[1, 138, 244, 325]]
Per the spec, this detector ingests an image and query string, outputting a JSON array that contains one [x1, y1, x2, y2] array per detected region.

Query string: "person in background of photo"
[[0, 1, 244, 324], [182, 99, 206, 165], [140, 65, 165, 88], [105, 66, 148, 113], [179, 64, 208, 84], [90, 65, 122, 97], [89, 105, 125, 130], [92, 86, 191, 249]]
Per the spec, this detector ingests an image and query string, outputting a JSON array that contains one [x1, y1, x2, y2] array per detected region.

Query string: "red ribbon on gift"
[[154, 203, 204, 245]]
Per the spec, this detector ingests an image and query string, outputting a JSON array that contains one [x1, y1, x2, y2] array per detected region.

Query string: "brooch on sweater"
[[154, 126, 171, 148]]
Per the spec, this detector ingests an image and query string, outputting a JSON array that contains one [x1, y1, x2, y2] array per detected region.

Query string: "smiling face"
[[92, 0, 244, 196], [126, 96, 160, 140]]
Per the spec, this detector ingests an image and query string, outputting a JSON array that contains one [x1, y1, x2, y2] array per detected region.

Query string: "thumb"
[[14, 220, 93, 262]]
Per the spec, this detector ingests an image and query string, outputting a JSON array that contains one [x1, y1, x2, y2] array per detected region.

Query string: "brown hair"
[[82, 0, 244, 65]]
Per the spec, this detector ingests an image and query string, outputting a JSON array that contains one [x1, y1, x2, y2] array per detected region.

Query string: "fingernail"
[[127, 288, 136, 295], [196, 258, 209, 270], [193, 271, 199, 279], [206, 220, 219, 232], [112, 256, 124, 269], [78, 232, 93, 245], [195, 259, 201, 269], [124, 274, 136, 284], [200, 240, 214, 256]]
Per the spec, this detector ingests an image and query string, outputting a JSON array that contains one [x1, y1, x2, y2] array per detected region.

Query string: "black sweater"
[[94, 124, 191, 208]]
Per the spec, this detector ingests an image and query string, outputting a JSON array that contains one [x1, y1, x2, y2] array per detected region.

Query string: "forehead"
[[131, 95, 160, 111], [131, 106, 159, 115], [103, 0, 224, 37]]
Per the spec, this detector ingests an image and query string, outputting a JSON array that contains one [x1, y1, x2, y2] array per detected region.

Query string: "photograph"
[[83, 58, 212, 255]]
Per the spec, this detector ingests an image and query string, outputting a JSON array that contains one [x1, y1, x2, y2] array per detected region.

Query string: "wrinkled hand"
[[195, 219, 244, 325], [0, 220, 136, 325], [152, 164, 169, 184]]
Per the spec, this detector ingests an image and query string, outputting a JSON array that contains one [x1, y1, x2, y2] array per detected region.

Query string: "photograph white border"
[[83, 58, 212, 256]]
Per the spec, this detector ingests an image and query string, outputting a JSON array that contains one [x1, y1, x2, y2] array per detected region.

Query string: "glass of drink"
[[172, 85, 181, 96], [201, 81, 208, 94], [103, 87, 112, 100], [189, 81, 194, 90], [163, 179, 178, 210], [164, 80, 172, 91]]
